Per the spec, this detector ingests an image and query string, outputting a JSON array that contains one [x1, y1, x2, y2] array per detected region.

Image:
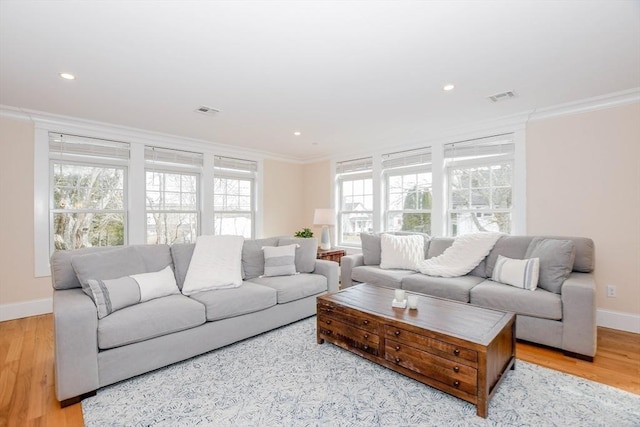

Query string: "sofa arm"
[[341, 254, 364, 288], [314, 259, 339, 293], [53, 289, 100, 403], [561, 273, 597, 358]]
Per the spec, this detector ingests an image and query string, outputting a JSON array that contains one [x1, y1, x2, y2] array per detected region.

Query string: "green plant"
[[294, 228, 314, 238]]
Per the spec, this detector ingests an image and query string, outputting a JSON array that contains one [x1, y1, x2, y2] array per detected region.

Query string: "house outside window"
[[445, 135, 514, 236], [214, 156, 257, 239], [382, 147, 432, 235], [336, 157, 373, 246], [145, 146, 202, 244], [49, 133, 128, 252]]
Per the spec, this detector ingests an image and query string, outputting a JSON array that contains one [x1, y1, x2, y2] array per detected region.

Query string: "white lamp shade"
[[313, 208, 335, 226]]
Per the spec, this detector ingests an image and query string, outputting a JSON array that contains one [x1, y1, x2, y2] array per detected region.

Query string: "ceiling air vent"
[[487, 91, 517, 103], [194, 105, 220, 116]]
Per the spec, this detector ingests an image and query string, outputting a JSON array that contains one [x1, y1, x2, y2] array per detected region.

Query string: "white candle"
[[408, 295, 418, 309], [395, 289, 405, 301]]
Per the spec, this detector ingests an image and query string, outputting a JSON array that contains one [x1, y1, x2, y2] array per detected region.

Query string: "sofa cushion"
[[242, 237, 280, 279], [470, 280, 562, 320], [361, 232, 430, 266], [189, 282, 277, 321], [170, 243, 195, 290], [72, 246, 147, 288], [380, 234, 424, 271], [485, 236, 534, 278], [86, 277, 141, 319], [262, 244, 297, 277], [525, 238, 575, 294], [401, 274, 484, 303], [361, 233, 382, 265], [97, 294, 206, 350], [352, 266, 416, 289], [249, 274, 327, 304], [491, 255, 540, 291], [85, 265, 180, 319], [278, 237, 317, 273], [182, 235, 244, 295]]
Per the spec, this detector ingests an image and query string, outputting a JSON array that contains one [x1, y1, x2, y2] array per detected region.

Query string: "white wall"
[[0, 117, 53, 319], [526, 102, 640, 317]]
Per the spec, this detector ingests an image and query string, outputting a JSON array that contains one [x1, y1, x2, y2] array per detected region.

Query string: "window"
[[214, 156, 257, 238], [50, 133, 128, 251], [145, 147, 202, 244], [382, 147, 432, 234], [336, 158, 373, 246], [445, 135, 514, 236]]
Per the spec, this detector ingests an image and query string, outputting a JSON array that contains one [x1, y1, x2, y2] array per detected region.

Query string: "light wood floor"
[[1, 314, 639, 426]]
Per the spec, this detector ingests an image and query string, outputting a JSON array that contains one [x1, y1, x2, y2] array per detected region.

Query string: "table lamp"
[[314, 208, 335, 250]]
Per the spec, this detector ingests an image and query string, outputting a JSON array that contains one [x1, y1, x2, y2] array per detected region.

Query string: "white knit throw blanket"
[[417, 232, 503, 277]]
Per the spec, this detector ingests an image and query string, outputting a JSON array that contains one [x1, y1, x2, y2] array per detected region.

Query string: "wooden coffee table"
[[317, 283, 515, 418]]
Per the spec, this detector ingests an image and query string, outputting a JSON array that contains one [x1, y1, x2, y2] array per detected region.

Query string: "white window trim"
[[332, 125, 526, 246], [336, 170, 374, 247], [382, 164, 433, 233], [33, 121, 265, 277]]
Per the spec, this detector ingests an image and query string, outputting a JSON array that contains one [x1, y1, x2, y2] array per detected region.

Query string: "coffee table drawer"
[[384, 325, 477, 367], [385, 339, 477, 395], [318, 315, 380, 356], [317, 303, 379, 334]]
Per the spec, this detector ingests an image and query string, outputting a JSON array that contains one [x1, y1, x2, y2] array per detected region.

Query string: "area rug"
[[82, 317, 640, 426]]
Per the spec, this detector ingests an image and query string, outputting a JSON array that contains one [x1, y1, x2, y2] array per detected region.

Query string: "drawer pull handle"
[[363, 320, 369, 325], [453, 366, 460, 373], [325, 320, 332, 325], [453, 348, 460, 356], [395, 346, 401, 351], [395, 358, 401, 364], [325, 330, 332, 335], [453, 380, 460, 388], [363, 334, 369, 339], [363, 345, 369, 350], [394, 331, 401, 336]]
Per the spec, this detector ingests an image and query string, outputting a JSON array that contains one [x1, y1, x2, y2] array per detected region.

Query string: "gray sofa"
[[51, 237, 339, 406], [341, 234, 596, 360]]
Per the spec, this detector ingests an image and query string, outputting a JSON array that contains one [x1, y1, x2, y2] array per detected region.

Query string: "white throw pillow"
[[491, 255, 540, 291], [380, 234, 424, 271], [130, 265, 179, 302], [262, 244, 298, 277], [182, 235, 244, 296]]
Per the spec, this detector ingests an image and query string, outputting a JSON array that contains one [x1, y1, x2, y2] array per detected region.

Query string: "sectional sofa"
[[51, 237, 339, 406], [341, 234, 597, 360]]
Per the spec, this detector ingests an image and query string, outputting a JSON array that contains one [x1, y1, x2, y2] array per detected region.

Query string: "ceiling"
[[1, 1, 639, 162]]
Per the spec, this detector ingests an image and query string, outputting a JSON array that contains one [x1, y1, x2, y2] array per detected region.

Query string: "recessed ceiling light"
[[443, 84, 455, 91], [293, 131, 301, 136], [59, 73, 76, 80]]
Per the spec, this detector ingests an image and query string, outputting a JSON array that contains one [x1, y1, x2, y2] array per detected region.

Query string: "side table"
[[316, 248, 346, 265]]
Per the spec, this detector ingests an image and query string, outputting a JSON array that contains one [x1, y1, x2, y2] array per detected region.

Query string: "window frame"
[[144, 167, 201, 244], [213, 158, 257, 239], [337, 170, 374, 247], [383, 165, 433, 234], [444, 135, 516, 236], [49, 157, 128, 254]]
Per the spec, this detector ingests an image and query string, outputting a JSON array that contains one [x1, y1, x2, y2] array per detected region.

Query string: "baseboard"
[[0, 298, 53, 322], [597, 309, 640, 334]]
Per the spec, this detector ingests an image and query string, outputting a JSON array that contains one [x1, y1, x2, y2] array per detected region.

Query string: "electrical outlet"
[[606, 285, 617, 298]]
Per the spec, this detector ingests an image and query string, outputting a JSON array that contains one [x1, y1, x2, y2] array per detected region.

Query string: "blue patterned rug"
[[82, 317, 640, 426]]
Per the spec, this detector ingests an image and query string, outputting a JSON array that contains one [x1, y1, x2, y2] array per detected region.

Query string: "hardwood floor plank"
[[0, 313, 638, 427]]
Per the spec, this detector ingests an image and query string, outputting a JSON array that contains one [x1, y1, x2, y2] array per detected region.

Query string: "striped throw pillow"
[[491, 255, 540, 291], [262, 244, 299, 277]]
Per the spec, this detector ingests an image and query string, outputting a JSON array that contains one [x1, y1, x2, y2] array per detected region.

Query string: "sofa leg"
[[60, 390, 97, 408], [563, 350, 594, 362]]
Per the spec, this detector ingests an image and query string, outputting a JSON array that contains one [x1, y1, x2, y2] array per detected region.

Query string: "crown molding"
[[4, 87, 638, 165], [528, 87, 640, 122], [0, 105, 303, 164]]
